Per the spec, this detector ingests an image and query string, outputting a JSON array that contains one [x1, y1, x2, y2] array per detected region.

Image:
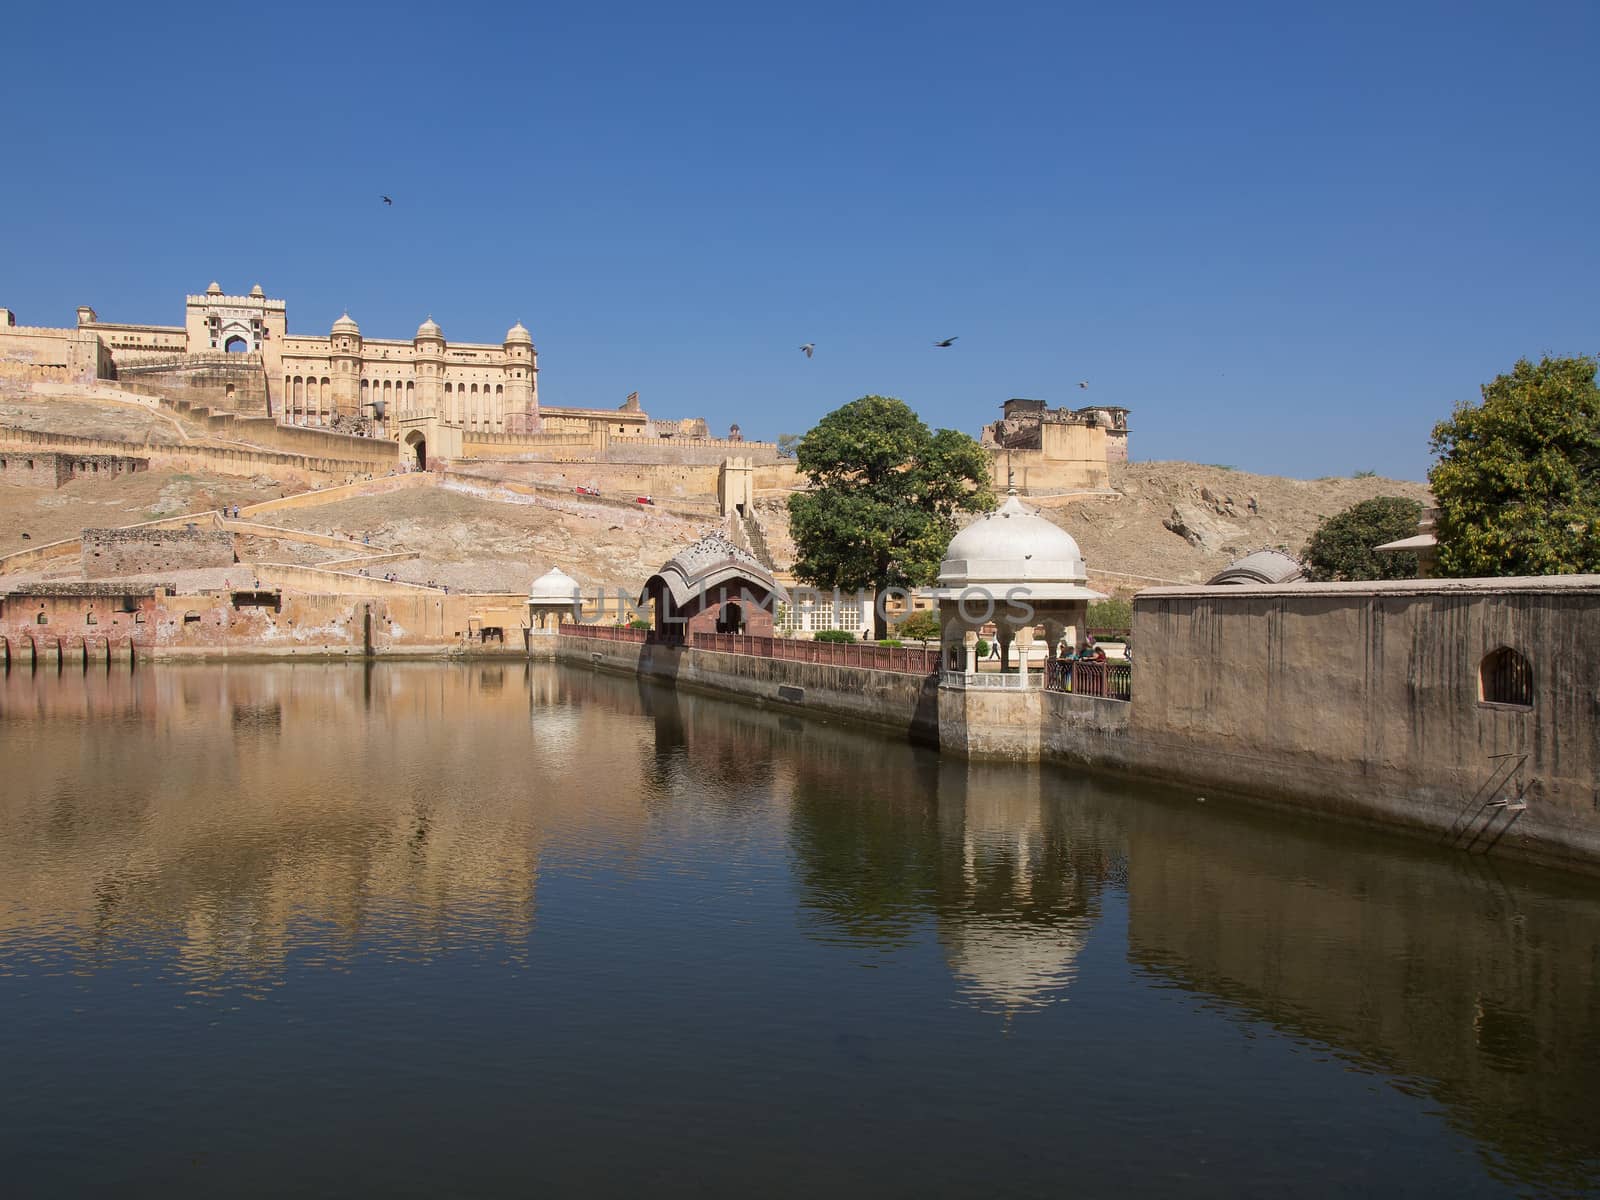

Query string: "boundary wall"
[[556, 631, 940, 743]]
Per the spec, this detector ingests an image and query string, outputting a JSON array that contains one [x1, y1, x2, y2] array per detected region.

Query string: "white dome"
[[505, 320, 532, 344], [416, 316, 443, 340], [528, 566, 580, 604], [938, 491, 1088, 588]]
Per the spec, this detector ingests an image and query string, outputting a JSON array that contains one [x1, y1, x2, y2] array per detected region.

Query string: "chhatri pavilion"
[[924, 489, 1106, 684]]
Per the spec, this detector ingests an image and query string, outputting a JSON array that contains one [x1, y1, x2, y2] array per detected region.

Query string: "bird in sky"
[[799, 343, 814, 358], [934, 336, 958, 348], [1077, 380, 1089, 389], [381, 195, 393, 206]]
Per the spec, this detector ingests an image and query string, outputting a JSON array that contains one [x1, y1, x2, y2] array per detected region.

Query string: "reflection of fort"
[[0, 664, 662, 983], [2, 664, 1597, 1192]]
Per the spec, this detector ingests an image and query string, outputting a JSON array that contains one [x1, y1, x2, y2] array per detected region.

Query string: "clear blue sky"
[[4, 0, 1597, 480]]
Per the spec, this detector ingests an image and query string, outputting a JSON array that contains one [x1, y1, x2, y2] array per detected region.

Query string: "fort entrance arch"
[[404, 429, 426, 470]]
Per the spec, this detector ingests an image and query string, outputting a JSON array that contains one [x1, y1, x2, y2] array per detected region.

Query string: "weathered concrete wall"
[[82, 527, 235, 577], [557, 632, 941, 742], [1115, 579, 1600, 868]]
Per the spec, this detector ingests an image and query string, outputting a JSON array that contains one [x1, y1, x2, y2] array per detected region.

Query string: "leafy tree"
[[895, 609, 941, 641], [788, 396, 994, 638], [776, 433, 801, 459], [1429, 355, 1600, 577], [1086, 597, 1133, 630], [1302, 496, 1425, 581]]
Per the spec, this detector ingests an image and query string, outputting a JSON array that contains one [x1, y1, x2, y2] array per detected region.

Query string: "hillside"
[[1055, 462, 1434, 590]]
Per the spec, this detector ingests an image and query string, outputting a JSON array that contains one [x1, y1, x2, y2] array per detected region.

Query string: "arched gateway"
[[404, 429, 426, 470]]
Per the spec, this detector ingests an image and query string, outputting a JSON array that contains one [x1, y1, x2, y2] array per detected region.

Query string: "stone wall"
[[81, 527, 236, 577], [1103, 577, 1600, 867], [556, 632, 941, 743], [0, 426, 387, 481], [115, 355, 270, 415], [0, 451, 148, 489]]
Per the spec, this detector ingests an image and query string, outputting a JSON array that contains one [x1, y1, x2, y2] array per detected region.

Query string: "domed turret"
[[938, 491, 1089, 590], [528, 566, 581, 604], [206, 281, 223, 295], [248, 284, 265, 298], [504, 320, 533, 345], [331, 312, 360, 336], [416, 316, 443, 341]]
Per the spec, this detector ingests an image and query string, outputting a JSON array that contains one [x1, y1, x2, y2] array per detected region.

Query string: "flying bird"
[[933, 336, 958, 348], [381, 195, 393, 206], [799, 343, 814, 358], [1077, 380, 1089, 389]]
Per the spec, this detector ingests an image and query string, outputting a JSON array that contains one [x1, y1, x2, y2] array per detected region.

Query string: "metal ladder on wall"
[[1443, 752, 1529, 855]]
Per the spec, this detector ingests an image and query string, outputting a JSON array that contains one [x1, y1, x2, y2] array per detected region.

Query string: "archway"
[[224, 335, 248, 353], [715, 600, 744, 634], [404, 430, 426, 470]]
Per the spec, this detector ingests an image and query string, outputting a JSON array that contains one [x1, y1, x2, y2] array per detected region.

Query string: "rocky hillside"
[[1051, 462, 1433, 590]]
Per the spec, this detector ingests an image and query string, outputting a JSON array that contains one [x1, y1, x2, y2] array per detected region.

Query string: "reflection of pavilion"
[[935, 763, 1108, 1014]]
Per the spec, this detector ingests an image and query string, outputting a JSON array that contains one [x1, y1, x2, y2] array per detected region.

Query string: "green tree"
[[1429, 355, 1600, 577], [776, 433, 801, 459], [788, 396, 994, 638], [895, 609, 941, 641], [1302, 496, 1425, 581]]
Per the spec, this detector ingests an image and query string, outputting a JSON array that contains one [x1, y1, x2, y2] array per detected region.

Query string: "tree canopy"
[[1301, 496, 1425, 581], [1429, 355, 1600, 577], [788, 396, 993, 637]]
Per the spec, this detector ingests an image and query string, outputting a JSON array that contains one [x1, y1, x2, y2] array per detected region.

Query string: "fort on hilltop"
[[1, 285, 1129, 499]]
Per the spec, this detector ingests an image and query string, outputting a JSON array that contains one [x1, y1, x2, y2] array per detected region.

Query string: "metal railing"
[[689, 632, 940, 675], [1045, 659, 1132, 702]]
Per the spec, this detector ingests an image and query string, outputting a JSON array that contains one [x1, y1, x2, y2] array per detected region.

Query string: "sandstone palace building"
[[1, 280, 1125, 494], [1, 282, 542, 433]]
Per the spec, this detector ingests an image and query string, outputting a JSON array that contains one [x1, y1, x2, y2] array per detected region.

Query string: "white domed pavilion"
[[924, 490, 1105, 681], [527, 566, 581, 633]]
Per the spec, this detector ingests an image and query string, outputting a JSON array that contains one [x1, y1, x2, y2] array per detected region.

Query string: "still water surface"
[[1, 663, 1598, 1197]]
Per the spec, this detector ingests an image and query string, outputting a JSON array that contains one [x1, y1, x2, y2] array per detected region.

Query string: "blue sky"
[[4, 0, 1597, 480]]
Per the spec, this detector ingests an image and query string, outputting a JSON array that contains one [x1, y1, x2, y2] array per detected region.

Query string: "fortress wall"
[[0, 426, 383, 481], [0, 451, 148, 489], [991, 447, 1111, 494], [753, 461, 802, 491], [115, 358, 270, 414], [605, 436, 780, 465], [470, 460, 725, 505], [0, 327, 104, 381], [82, 527, 235, 578]]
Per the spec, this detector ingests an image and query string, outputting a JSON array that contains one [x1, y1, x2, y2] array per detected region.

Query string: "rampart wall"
[[82, 527, 235, 578], [160, 399, 399, 466], [115, 356, 270, 415], [0, 426, 386, 480], [0, 451, 148, 489]]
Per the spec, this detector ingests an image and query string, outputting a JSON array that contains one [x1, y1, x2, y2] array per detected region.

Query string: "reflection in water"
[[1, 664, 1597, 1197]]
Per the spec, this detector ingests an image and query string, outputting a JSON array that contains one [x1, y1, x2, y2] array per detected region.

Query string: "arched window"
[[1480, 648, 1533, 708]]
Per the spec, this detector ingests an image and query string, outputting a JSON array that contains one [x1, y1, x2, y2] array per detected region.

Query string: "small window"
[[1480, 648, 1533, 708]]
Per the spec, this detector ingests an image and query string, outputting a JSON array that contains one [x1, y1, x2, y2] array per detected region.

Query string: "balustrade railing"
[[1045, 659, 1132, 701]]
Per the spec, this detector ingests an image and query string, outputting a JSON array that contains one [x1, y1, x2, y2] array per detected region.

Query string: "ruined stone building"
[[981, 398, 1132, 493]]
